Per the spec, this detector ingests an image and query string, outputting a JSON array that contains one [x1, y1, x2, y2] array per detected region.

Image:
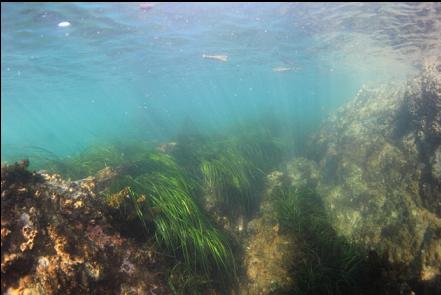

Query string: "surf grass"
[[167, 263, 215, 295], [199, 136, 284, 214], [42, 119, 285, 290], [98, 150, 236, 288], [136, 172, 235, 279], [200, 149, 256, 213], [44, 141, 156, 180], [272, 185, 366, 295], [172, 125, 284, 215]]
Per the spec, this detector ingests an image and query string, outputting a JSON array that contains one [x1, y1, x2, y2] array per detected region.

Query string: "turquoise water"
[[1, 3, 437, 162], [2, 3, 441, 294]]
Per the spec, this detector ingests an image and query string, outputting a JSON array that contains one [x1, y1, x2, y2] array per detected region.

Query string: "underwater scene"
[[1, 2, 441, 295]]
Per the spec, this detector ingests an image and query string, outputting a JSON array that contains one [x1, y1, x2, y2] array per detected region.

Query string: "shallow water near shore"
[[1, 3, 441, 295], [3, 2, 436, 160]]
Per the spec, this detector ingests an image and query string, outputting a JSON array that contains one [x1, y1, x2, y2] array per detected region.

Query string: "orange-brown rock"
[[1, 162, 170, 295]]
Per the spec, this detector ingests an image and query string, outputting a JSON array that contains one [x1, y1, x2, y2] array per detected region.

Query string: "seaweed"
[[172, 120, 286, 216], [167, 263, 215, 295], [200, 150, 256, 214], [1, 159, 43, 185], [45, 141, 156, 180], [96, 150, 237, 290], [38, 116, 288, 293], [272, 185, 366, 295]]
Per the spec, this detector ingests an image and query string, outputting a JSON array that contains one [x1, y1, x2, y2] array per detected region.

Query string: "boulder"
[[1, 162, 170, 295]]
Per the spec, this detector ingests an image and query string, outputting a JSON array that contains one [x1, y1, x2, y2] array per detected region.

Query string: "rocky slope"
[[284, 62, 441, 291]]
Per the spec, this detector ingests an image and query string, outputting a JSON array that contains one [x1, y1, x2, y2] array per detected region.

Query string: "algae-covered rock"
[[1, 162, 170, 295], [295, 63, 441, 289], [240, 216, 296, 295], [237, 172, 298, 295]]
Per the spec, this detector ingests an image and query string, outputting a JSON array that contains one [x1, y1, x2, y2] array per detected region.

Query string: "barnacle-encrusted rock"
[[1, 162, 170, 294]]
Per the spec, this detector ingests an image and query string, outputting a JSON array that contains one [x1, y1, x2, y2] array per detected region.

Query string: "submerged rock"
[[238, 172, 297, 295], [1, 162, 170, 294], [291, 63, 441, 290]]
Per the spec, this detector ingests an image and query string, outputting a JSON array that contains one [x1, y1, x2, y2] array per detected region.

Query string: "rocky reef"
[[279, 63, 441, 292], [234, 64, 441, 293], [2, 63, 440, 295], [1, 162, 170, 294]]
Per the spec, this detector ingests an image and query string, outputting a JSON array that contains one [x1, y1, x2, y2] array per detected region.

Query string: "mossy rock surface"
[[290, 63, 441, 290]]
